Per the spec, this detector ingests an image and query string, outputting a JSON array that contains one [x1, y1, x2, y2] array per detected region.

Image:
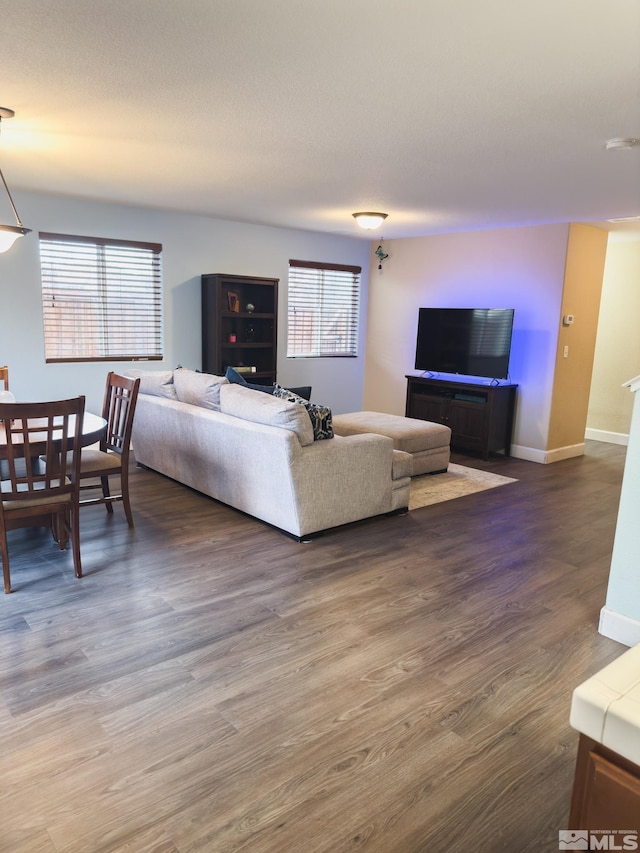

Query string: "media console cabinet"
[[405, 376, 517, 460]]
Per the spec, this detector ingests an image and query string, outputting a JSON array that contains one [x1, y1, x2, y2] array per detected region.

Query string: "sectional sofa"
[[128, 368, 412, 539]]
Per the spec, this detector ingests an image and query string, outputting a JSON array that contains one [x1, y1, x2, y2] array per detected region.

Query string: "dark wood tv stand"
[[405, 375, 517, 460]]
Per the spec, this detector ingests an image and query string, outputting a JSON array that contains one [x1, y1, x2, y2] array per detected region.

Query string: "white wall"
[[587, 236, 640, 442], [600, 379, 640, 647], [1, 190, 370, 415], [363, 224, 570, 457]]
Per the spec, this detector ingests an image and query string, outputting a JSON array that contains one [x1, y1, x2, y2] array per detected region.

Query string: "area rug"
[[409, 463, 518, 510]]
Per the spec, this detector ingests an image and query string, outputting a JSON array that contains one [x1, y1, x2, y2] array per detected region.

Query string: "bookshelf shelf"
[[202, 273, 279, 386]]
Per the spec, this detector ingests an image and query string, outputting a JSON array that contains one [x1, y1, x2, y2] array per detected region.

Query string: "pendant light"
[[0, 106, 31, 253]]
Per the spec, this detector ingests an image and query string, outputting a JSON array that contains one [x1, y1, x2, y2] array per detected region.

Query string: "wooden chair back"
[[0, 396, 86, 593], [101, 372, 140, 459], [0, 397, 84, 500], [75, 373, 140, 527]]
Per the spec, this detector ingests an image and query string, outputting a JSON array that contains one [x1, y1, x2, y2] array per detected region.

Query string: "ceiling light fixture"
[[352, 211, 388, 230], [0, 106, 31, 254], [605, 137, 640, 151]]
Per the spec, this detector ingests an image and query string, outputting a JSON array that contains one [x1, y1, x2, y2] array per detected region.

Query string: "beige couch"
[[129, 369, 412, 539]]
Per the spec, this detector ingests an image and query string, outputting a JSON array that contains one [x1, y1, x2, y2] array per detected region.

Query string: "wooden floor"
[[0, 442, 628, 853]]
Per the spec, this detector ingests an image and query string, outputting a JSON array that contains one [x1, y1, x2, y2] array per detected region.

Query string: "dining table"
[[0, 411, 107, 462]]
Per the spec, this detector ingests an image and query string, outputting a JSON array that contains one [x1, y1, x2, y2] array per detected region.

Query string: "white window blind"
[[40, 232, 163, 363], [287, 259, 361, 358]]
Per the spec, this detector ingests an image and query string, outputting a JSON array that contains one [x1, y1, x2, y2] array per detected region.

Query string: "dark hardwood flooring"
[[0, 441, 628, 852]]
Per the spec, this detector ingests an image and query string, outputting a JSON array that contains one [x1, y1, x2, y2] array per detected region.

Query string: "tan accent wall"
[[547, 224, 608, 450], [588, 239, 640, 436]]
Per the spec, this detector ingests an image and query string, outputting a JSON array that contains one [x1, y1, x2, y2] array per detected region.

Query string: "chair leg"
[[68, 506, 82, 579], [121, 474, 134, 527], [50, 513, 60, 543], [1, 533, 11, 594], [101, 475, 114, 514], [53, 511, 69, 551]]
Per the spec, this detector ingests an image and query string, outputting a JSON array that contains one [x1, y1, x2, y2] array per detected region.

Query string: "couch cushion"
[[173, 368, 228, 411], [219, 384, 315, 446], [272, 385, 333, 441], [333, 411, 451, 453], [392, 449, 414, 480], [125, 369, 177, 399]]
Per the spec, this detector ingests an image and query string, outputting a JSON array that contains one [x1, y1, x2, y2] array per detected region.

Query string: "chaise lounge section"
[[332, 411, 451, 475]]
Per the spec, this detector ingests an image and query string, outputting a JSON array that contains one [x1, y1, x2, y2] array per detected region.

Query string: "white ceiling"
[[1, 0, 639, 240]]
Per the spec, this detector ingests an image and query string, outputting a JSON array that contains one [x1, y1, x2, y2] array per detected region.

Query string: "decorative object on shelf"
[[227, 291, 240, 312], [227, 332, 237, 343], [244, 324, 256, 342], [0, 106, 32, 254], [375, 243, 389, 269], [245, 302, 255, 313], [352, 211, 388, 230]]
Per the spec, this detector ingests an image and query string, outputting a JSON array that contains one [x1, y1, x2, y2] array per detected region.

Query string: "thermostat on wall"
[[563, 314, 575, 326]]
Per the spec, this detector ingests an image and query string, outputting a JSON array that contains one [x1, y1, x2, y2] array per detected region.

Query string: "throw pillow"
[[173, 368, 228, 411], [272, 384, 333, 441], [219, 384, 314, 446], [125, 369, 178, 399], [225, 366, 274, 394], [286, 385, 312, 401]]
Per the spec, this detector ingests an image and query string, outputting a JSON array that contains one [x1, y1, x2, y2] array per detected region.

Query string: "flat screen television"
[[414, 308, 514, 380]]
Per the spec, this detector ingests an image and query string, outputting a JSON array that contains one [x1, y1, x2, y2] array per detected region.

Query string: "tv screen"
[[415, 308, 514, 380]]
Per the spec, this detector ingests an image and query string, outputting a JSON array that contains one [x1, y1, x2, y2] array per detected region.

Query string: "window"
[[287, 259, 361, 358], [40, 232, 163, 362]]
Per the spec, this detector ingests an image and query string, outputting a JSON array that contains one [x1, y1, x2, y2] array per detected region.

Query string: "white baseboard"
[[599, 606, 640, 647], [510, 445, 547, 463], [544, 443, 586, 463], [585, 428, 629, 446], [510, 443, 585, 464]]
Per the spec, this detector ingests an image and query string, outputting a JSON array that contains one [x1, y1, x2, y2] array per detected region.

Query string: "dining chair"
[[75, 372, 140, 526], [0, 366, 9, 392], [0, 395, 85, 594]]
